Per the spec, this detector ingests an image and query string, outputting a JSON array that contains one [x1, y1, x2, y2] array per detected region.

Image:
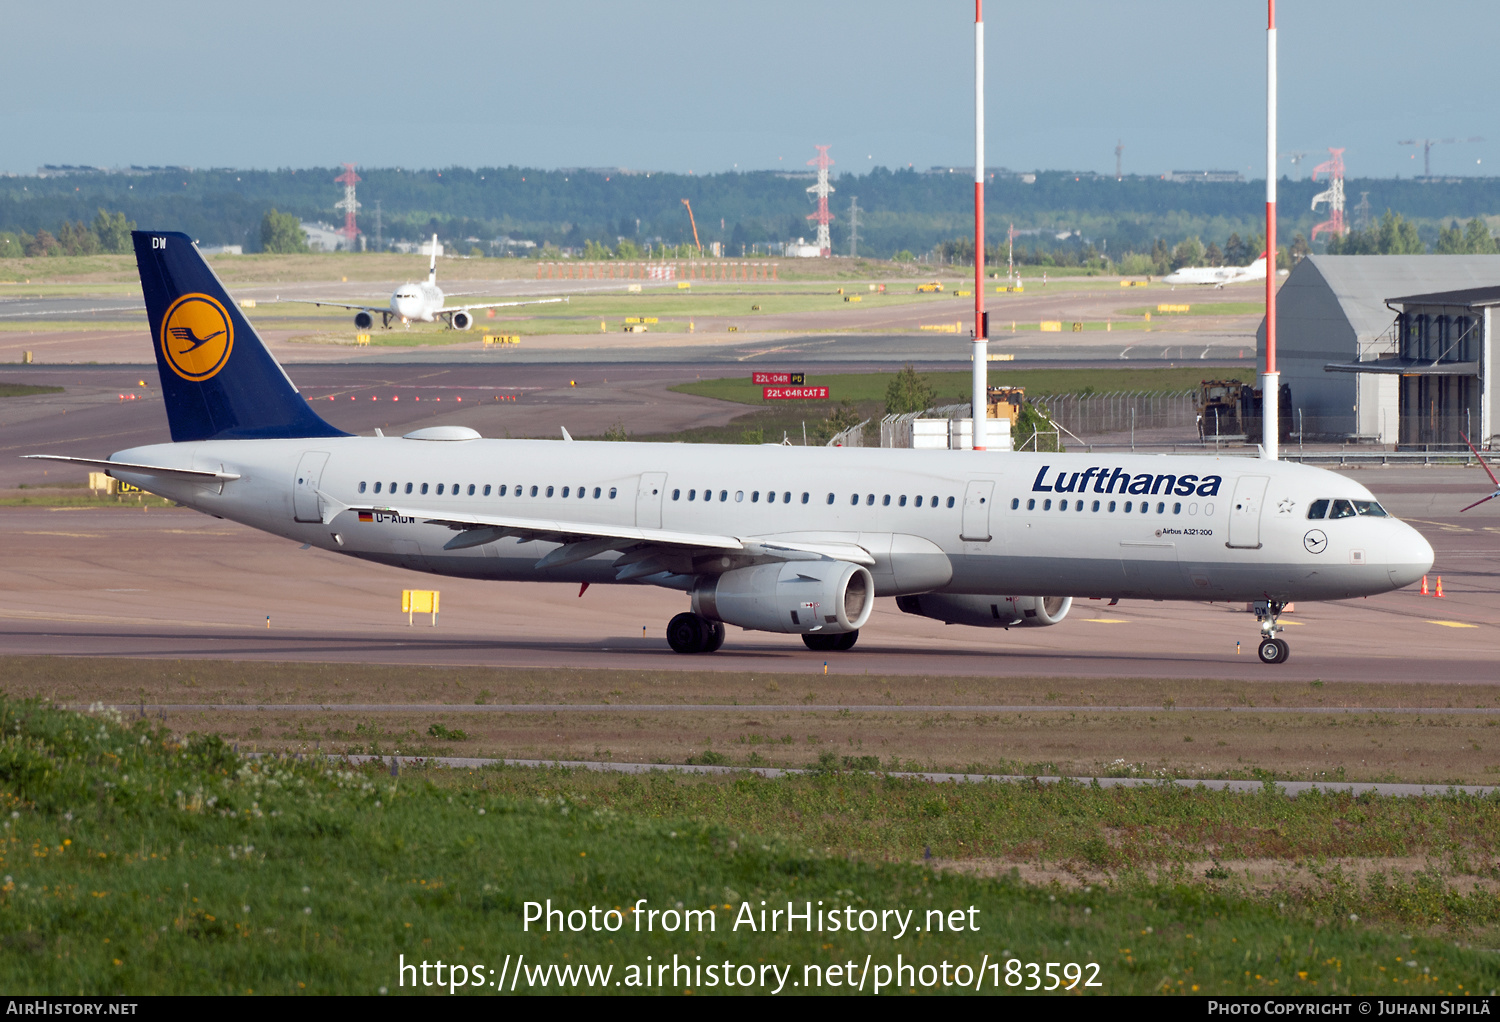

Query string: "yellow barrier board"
[[919, 323, 961, 333], [402, 589, 440, 625], [727, 326, 738, 332], [953, 290, 971, 297], [1157, 304, 1190, 313], [238, 299, 257, 308], [355, 334, 371, 346], [1039, 321, 1063, 332], [483, 335, 521, 345], [1072, 322, 1083, 332], [624, 317, 659, 324], [627, 284, 642, 293], [1120, 280, 1149, 287], [677, 282, 691, 289], [843, 295, 861, 302], [995, 286, 1024, 293]]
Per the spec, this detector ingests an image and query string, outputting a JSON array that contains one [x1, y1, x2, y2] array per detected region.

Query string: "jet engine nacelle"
[[895, 594, 1073, 628], [692, 560, 874, 635], [451, 310, 473, 331], [354, 311, 374, 330]]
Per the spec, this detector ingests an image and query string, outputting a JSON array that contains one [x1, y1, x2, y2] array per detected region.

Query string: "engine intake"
[[354, 311, 373, 330], [895, 594, 1072, 628], [451, 310, 473, 331], [692, 560, 873, 634]]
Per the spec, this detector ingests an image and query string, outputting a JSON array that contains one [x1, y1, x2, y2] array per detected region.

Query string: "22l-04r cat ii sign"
[[763, 386, 828, 400], [25, 232, 1434, 666]]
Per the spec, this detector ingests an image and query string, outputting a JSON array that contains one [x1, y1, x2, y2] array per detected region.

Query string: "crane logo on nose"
[[161, 293, 234, 381], [1303, 529, 1328, 554]]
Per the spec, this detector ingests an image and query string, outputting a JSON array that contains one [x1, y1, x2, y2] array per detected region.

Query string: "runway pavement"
[[284, 752, 1500, 798], [0, 483, 1494, 681]]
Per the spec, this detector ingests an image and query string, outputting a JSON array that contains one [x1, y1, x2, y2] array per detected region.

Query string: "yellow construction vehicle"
[[986, 386, 1024, 425]]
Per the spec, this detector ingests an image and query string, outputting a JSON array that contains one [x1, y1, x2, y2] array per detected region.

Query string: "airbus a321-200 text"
[[287, 233, 565, 330], [29, 232, 1437, 665]]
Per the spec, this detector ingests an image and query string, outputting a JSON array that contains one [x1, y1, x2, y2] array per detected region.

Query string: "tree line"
[[0, 209, 133, 258], [5, 166, 1500, 261]]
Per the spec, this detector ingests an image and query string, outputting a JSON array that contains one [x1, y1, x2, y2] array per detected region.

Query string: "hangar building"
[[1256, 254, 1500, 448]]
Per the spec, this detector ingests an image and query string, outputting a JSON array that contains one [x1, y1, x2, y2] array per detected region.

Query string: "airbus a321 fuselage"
[[1162, 255, 1269, 288], [291, 233, 564, 330], [30, 232, 1435, 665]]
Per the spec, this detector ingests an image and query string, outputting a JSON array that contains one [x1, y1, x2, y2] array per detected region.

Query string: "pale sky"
[[5, 0, 1495, 180]]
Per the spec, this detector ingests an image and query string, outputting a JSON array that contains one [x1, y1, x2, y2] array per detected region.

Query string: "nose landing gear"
[[1252, 600, 1290, 664]]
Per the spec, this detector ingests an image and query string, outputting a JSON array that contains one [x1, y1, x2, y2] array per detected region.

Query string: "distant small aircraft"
[[288, 234, 566, 329], [1163, 252, 1282, 288]]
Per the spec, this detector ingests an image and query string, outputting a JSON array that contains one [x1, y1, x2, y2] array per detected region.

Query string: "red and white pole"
[[971, 0, 988, 450], [1263, 0, 1280, 460]]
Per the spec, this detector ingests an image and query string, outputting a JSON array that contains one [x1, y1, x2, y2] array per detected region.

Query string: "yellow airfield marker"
[[1427, 620, 1478, 629]]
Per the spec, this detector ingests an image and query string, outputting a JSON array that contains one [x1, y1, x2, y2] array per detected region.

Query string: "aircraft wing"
[[22, 454, 241, 480], [444, 297, 569, 314], [279, 299, 390, 314], [322, 493, 874, 578]]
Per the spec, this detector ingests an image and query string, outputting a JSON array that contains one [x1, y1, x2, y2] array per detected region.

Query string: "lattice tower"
[[1309, 147, 1346, 241], [334, 163, 361, 248], [806, 146, 834, 256]]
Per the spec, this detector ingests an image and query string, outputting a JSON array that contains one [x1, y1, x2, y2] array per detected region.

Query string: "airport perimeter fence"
[[1036, 391, 1197, 437]]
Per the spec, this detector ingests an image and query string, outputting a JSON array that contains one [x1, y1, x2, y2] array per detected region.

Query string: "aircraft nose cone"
[[1386, 523, 1435, 589]]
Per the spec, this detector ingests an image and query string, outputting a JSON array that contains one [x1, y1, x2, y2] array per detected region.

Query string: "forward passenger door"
[[960, 480, 994, 542], [1226, 475, 1269, 549], [636, 472, 666, 529]]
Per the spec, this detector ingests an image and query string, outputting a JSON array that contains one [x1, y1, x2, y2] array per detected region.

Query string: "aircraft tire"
[[802, 633, 841, 652], [667, 612, 708, 654], [834, 629, 859, 652], [703, 620, 726, 653], [1273, 638, 1289, 663], [1257, 638, 1282, 664]]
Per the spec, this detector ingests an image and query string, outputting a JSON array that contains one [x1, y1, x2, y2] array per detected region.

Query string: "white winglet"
[[561, 427, 574, 442]]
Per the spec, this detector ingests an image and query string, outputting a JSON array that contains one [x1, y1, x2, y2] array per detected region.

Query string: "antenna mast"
[[806, 146, 835, 257], [334, 163, 361, 250], [1263, 0, 1279, 461], [970, 0, 988, 450]]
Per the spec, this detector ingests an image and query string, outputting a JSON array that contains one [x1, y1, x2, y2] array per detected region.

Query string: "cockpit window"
[[1353, 500, 1388, 517], [1307, 499, 1329, 519], [1328, 499, 1356, 519]]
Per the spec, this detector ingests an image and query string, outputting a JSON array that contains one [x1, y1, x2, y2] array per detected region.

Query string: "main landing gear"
[[666, 612, 725, 655], [1252, 600, 1290, 664], [802, 631, 859, 652]]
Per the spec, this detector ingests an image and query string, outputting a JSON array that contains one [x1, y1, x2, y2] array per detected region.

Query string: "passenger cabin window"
[[361, 482, 370, 493], [801, 493, 809, 504], [530, 486, 538, 497], [420, 483, 429, 495], [751, 491, 760, 502], [1308, 499, 1329, 519], [562, 486, 570, 497], [673, 489, 681, 501], [499, 485, 507, 496], [827, 493, 835, 504], [593, 487, 601, 498], [469, 484, 477, 496], [915, 496, 923, 507], [1011, 498, 1019, 510], [719, 490, 728, 502], [436, 484, 444, 495], [405, 483, 413, 494], [546, 486, 554, 497], [609, 487, 617, 499], [1027, 498, 1035, 510]]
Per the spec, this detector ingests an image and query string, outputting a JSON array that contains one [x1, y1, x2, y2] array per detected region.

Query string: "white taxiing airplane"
[[28, 232, 1436, 665], [290, 233, 565, 330], [1163, 253, 1274, 288]]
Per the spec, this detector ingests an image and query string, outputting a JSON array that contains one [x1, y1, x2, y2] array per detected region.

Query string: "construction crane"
[[1278, 151, 1309, 178], [1398, 136, 1484, 178], [680, 199, 703, 256]]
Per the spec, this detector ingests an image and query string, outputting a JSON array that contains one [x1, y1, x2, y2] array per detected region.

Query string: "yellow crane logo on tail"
[[160, 293, 234, 381]]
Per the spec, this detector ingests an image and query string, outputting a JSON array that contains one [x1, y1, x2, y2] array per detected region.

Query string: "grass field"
[[3, 694, 1498, 995], [671, 368, 1251, 408], [0, 381, 64, 397], [18, 657, 1500, 787]]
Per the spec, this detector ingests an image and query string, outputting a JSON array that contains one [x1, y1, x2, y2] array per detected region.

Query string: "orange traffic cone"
[[1420, 575, 1430, 596], [1435, 576, 1445, 598]]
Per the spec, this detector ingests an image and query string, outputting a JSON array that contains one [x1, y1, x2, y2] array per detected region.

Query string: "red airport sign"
[[752, 372, 805, 385], [763, 386, 828, 400]]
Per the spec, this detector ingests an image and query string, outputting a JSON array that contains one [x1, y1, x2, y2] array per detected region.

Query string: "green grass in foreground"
[[671, 367, 1253, 408], [2, 699, 1498, 995], [0, 381, 64, 397]]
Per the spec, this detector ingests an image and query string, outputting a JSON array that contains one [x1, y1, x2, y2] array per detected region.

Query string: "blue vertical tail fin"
[[133, 230, 348, 442]]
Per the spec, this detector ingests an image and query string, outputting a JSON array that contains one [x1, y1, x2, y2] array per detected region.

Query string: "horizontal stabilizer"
[[22, 454, 241, 481]]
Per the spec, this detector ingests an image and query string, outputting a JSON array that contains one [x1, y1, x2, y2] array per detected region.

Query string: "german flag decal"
[[358, 511, 373, 522]]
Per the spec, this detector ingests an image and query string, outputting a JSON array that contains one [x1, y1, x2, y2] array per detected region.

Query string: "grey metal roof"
[[1296, 255, 1500, 340], [1387, 284, 1500, 308]]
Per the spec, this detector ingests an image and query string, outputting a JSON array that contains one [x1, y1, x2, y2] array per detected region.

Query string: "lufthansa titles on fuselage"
[[1030, 465, 1223, 498]]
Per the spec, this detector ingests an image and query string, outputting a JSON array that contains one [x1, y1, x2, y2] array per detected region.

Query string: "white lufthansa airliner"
[[29, 233, 1436, 665], [290, 234, 565, 330], [1163, 253, 1274, 288]]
